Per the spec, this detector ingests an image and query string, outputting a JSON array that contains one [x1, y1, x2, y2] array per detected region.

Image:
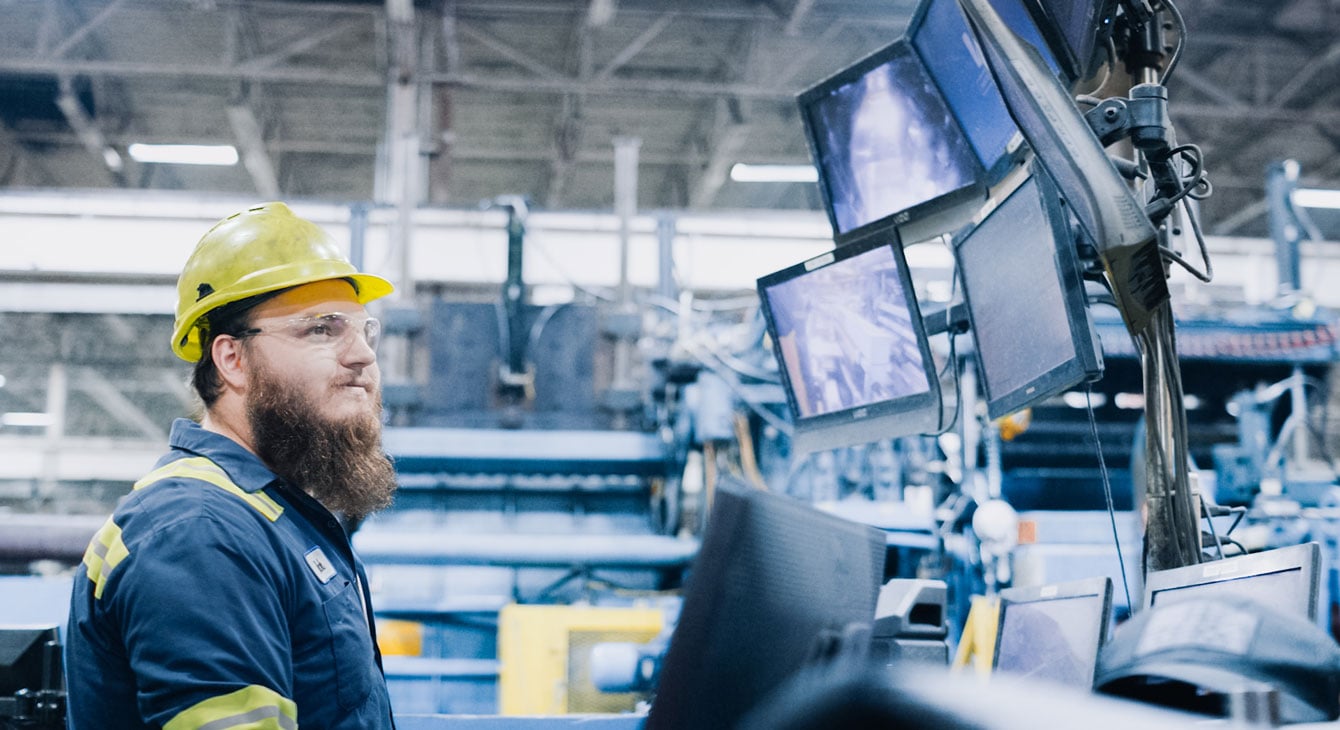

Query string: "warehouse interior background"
[[5, 0, 1340, 725]]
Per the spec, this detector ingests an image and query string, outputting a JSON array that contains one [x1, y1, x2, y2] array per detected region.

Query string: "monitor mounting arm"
[[1088, 2, 1209, 575], [1084, 84, 1183, 224]]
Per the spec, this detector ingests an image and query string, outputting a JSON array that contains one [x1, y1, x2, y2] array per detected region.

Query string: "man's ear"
[[211, 335, 249, 393]]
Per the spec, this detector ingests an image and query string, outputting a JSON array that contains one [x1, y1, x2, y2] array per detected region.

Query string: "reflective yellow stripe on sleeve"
[[163, 685, 297, 730], [81, 516, 129, 600], [135, 456, 284, 522]]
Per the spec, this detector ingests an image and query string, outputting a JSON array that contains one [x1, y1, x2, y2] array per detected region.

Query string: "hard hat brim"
[[172, 271, 394, 362]]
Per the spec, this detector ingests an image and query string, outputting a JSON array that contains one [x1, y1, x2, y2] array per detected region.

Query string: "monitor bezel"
[[797, 37, 988, 245], [992, 575, 1114, 684], [1142, 542, 1323, 623], [954, 166, 1104, 419], [0, 625, 61, 696], [1019, 0, 1120, 83], [644, 478, 887, 730], [757, 226, 944, 454]]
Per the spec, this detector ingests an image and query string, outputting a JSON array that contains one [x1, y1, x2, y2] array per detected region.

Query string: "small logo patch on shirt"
[[305, 547, 337, 584]]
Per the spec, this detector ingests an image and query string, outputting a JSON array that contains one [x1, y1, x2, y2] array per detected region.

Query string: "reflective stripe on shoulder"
[[82, 516, 129, 600], [163, 685, 297, 730], [134, 456, 284, 522]]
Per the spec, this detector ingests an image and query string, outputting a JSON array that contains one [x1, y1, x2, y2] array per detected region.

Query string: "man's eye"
[[304, 323, 337, 338]]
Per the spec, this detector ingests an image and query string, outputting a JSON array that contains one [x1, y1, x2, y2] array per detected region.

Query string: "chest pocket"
[[323, 579, 377, 711]]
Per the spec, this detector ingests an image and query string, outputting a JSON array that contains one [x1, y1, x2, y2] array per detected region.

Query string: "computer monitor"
[[1022, 0, 1120, 83], [0, 627, 59, 697], [1143, 542, 1323, 623], [907, 0, 1065, 184], [645, 479, 887, 730], [798, 38, 985, 244], [993, 576, 1114, 688], [954, 169, 1103, 418], [757, 227, 942, 453], [956, 0, 1166, 336]]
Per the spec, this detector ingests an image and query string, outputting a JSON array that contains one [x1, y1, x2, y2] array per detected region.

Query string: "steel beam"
[[74, 366, 169, 441], [48, 0, 128, 59], [594, 11, 676, 80], [784, 0, 817, 36], [236, 17, 367, 72], [226, 103, 281, 198], [456, 20, 565, 80]]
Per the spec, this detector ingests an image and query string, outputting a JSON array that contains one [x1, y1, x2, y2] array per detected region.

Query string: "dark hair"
[[189, 291, 284, 408]]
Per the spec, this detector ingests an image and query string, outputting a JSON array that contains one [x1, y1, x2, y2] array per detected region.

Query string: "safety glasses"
[[238, 312, 381, 354]]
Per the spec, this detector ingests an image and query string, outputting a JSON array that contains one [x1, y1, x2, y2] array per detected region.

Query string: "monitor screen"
[[908, 0, 1065, 183], [956, 0, 1165, 335], [1144, 542, 1322, 622], [758, 228, 942, 453], [954, 170, 1103, 418], [799, 39, 984, 241], [645, 479, 887, 730], [994, 576, 1113, 688]]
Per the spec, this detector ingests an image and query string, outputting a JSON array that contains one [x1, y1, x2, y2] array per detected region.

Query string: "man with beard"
[[66, 203, 399, 730]]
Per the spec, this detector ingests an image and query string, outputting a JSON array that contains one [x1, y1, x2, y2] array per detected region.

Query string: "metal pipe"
[[0, 514, 104, 563], [612, 136, 641, 394], [613, 136, 640, 306]]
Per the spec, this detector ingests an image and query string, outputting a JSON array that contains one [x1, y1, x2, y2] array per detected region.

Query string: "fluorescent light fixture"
[[1062, 391, 1106, 409], [128, 143, 239, 166], [1, 412, 53, 428], [729, 163, 819, 183], [1292, 188, 1340, 210]]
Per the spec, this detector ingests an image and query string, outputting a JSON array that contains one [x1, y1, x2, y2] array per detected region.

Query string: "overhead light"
[[729, 163, 819, 183], [102, 148, 125, 172], [587, 0, 615, 26], [1292, 188, 1340, 210], [128, 143, 239, 166], [1, 412, 54, 428]]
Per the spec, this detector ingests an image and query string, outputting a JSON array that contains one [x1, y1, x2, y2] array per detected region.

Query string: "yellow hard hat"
[[171, 202, 394, 362]]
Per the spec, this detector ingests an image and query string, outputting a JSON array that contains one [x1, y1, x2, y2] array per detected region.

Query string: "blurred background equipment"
[[0, 627, 64, 730]]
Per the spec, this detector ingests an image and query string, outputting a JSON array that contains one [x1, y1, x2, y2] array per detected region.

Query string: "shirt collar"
[[167, 418, 280, 494]]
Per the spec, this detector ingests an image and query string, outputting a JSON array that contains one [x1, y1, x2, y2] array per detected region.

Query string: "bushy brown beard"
[[245, 358, 397, 521]]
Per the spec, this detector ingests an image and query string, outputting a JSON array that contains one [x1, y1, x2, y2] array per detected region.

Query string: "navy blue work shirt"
[[66, 418, 395, 729]]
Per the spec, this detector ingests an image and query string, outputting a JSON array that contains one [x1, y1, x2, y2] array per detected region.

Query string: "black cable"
[[1181, 198, 1213, 280], [1199, 493, 1225, 560], [1158, 0, 1187, 83], [932, 263, 964, 436], [1159, 313, 1197, 561], [1159, 246, 1212, 283], [1086, 383, 1135, 612], [1162, 144, 1204, 207], [1139, 308, 1199, 565], [933, 327, 963, 435], [1205, 535, 1247, 557]]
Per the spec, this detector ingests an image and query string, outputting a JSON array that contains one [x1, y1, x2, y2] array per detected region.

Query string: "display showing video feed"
[[805, 41, 979, 236], [762, 244, 931, 419]]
